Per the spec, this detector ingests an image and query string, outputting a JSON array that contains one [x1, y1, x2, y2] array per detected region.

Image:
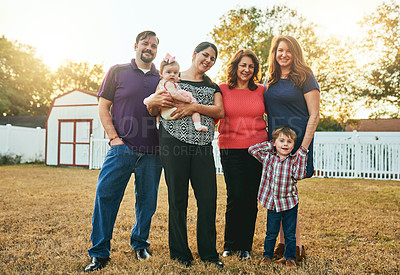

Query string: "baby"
[[144, 53, 207, 131]]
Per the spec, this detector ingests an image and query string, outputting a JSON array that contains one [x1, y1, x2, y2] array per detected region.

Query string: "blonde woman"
[[264, 35, 320, 263]]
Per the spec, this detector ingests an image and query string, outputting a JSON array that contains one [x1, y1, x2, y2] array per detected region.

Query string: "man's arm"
[[144, 89, 175, 116], [98, 97, 123, 146]]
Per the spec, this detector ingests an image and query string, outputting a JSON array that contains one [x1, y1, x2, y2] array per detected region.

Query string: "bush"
[[317, 116, 345, 131], [0, 153, 22, 165]]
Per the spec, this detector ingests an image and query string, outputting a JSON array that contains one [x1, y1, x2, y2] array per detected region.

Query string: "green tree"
[[313, 37, 362, 125], [359, 0, 400, 117], [210, 7, 269, 83], [210, 5, 323, 83], [0, 36, 53, 116], [316, 115, 345, 131], [53, 60, 104, 95], [210, 5, 364, 125]]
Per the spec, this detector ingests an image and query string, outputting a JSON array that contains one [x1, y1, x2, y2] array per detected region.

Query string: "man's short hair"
[[136, 30, 159, 44], [271, 126, 297, 143]]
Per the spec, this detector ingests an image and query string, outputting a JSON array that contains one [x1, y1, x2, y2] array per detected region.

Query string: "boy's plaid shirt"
[[248, 141, 308, 212]]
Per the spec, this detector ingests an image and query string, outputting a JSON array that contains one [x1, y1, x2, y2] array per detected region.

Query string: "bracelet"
[[108, 136, 119, 146], [109, 135, 119, 142]]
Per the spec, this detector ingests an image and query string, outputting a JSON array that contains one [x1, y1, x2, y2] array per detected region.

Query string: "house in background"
[[46, 89, 104, 167], [345, 118, 400, 132]]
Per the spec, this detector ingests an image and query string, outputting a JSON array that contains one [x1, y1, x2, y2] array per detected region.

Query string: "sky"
[[1, 0, 382, 79]]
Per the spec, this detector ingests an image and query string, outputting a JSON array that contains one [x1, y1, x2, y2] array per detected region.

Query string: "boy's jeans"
[[263, 204, 298, 261]]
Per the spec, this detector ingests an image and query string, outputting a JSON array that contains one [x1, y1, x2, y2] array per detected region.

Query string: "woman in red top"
[[217, 49, 268, 260]]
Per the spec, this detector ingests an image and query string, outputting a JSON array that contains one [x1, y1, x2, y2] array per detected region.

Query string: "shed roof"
[[345, 118, 400, 132], [53, 89, 97, 100]]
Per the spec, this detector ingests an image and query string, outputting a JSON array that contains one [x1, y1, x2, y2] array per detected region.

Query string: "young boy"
[[248, 126, 308, 270]]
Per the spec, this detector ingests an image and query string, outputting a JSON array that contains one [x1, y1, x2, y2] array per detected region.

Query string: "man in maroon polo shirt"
[[85, 30, 172, 272]]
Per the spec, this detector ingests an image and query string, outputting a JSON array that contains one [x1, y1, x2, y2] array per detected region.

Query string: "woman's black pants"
[[159, 126, 219, 261], [220, 148, 262, 252]]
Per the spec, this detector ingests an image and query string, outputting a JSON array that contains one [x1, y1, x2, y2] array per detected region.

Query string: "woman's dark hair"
[[226, 49, 260, 91], [194, 42, 218, 59]]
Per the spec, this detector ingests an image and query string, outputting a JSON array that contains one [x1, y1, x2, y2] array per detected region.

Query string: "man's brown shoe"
[[273, 243, 285, 259], [286, 259, 297, 270], [274, 257, 286, 265], [260, 257, 272, 266], [296, 245, 306, 262]]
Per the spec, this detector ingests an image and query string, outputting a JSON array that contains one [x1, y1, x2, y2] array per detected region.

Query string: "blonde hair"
[[271, 126, 297, 144], [266, 35, 312, 88]]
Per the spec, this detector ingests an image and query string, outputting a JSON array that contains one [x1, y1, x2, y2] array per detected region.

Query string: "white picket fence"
[[89, 131, 400, 181], [313, 131, 400, 180], [0, 124, 46, 163], [88, 136, 224, 173], [89, 137, 111, 170], [3, 123, 398, 180]]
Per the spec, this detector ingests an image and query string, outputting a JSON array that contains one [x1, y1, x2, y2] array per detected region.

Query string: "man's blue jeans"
[[263, 204, 298, 261], [88, 144, 162, 258]]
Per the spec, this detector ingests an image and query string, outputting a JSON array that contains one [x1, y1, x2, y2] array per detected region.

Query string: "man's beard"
[[140, 51, 155, 63]]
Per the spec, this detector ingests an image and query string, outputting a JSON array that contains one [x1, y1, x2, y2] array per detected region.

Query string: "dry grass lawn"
[[0, 164, 399, 274]]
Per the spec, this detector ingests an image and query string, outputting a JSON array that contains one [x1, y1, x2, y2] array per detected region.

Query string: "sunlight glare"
[[35, 33, 72, 70]]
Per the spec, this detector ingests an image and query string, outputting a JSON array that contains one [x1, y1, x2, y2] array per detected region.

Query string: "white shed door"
[[58, 119, 93, 167]]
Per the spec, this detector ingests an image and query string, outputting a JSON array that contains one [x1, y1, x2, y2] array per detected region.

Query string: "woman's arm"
[[301, 89, 320, 149], [171, 92, 224, 119], [292, 146, 308, 180]]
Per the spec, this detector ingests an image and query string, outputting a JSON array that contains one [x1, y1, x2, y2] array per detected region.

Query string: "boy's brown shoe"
[[286, 259, 297, 270], [274, 257, 286, 265], [296, 245, 306, 262], [273, 243, 285, 259], [260, 257, 272, 266]]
